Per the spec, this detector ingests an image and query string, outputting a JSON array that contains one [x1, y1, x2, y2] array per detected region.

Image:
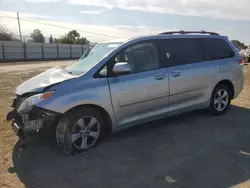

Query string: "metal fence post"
[[70, 44, 72, 59], [2, 42, 5, 60], [23, 42, 27, 60], [41, 43, 44, 59], [57, 43, 59, 59], [81, 45, 84, 54]]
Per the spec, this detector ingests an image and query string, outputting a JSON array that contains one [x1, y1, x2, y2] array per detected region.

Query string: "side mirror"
[[113, 62, 131, 75]]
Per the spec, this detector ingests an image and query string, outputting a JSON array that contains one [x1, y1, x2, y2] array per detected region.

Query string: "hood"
[[15, 66, 77, 95]]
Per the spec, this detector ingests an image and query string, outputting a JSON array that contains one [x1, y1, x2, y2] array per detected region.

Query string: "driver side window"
[[114, 42, 160, 74]]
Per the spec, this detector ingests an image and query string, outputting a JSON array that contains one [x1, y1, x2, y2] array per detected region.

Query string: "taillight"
[[238, 59, 245, 65]]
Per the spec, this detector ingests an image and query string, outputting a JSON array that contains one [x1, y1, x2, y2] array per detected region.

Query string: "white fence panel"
[[71, 44, 83, 58], [26, 43, 42, 59], [3, 41, 24, 60], [58, 44, 70, 58], [43, 43, 57, 59]]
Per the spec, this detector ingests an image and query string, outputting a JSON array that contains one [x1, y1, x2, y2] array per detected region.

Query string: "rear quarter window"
[[201, 38, 235, 61]]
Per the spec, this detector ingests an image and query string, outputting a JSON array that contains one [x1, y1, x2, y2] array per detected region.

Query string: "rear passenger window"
[[201, 38, 234, 61], [161, 39, 203, 66]]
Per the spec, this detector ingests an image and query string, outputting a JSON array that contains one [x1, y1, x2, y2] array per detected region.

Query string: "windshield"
[[79, 45, 95, 60], [65, 42, 122, 75]]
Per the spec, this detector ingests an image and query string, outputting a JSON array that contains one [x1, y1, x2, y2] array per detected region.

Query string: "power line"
[[0, 15, 122, 38]]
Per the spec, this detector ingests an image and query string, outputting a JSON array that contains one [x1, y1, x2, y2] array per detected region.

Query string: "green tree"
[[30, 29, 45, 43], [76, 37, 90, 45], [55, 30, 90, 45], [231, 40, 247, 50], [55, 34, 75, 44], [0, 25, 19, 41], [67, 30, 80, 40]]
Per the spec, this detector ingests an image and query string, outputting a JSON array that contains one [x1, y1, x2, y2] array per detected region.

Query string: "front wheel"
[[56, 107, 104, 155], [209, 84, 231, 115]]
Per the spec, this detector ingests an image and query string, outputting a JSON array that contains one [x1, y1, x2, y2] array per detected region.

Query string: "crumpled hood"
[[15, 66, 77, 95]]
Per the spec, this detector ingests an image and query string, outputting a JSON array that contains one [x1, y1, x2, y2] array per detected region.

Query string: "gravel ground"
[[0, 61, 250, 188]]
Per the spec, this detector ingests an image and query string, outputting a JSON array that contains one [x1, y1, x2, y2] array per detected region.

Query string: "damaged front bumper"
[[6, 105, 61, 138]]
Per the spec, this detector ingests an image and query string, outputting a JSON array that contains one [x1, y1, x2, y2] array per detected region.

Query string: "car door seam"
[[107, 77, 118, 126]]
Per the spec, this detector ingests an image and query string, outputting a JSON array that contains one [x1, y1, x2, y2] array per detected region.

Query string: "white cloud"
[[1, 10, 249, 44], [69, 0, 250, 20], [24, 0, 61, 2], [0, 11, 52, 19], [79, 10, 104, 14], [113, 25, 149, 30], [0, 11, 165, 42], [21, 13, 52, 19]]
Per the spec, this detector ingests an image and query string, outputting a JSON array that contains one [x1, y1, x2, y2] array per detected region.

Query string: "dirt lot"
[[0, 61, 250, 188]]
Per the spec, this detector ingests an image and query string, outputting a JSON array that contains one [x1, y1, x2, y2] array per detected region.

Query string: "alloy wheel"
[[214, 89, 229, 112], [71, 116, 100, 150]]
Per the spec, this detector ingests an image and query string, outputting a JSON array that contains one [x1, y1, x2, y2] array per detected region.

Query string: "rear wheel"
[[209, 84, 231, 115], [56, 107, 104, 155]]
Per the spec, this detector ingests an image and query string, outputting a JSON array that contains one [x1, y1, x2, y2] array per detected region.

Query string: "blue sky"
[[0, 0, 250, 44]]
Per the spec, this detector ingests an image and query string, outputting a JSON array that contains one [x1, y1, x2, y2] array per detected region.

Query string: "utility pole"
[[17, 12, 23, 42]]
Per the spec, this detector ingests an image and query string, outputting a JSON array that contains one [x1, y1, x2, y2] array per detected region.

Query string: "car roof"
[[100, 31, 228, 44]]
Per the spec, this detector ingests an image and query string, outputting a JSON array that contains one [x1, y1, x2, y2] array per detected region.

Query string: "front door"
[[107, 40, 170, 127]]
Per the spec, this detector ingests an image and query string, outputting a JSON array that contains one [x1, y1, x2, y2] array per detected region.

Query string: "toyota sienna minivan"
[[7, 31, 244, 154]]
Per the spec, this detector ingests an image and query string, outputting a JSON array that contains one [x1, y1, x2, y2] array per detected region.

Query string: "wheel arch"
[[64, 104, 113, 134], [214, 80, 234, 99]]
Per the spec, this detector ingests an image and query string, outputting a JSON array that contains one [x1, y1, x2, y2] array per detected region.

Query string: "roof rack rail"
[[159, 30, 219, 36]]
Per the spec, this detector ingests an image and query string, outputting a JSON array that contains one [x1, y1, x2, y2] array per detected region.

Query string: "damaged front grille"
[[9, 93, 61, 136]]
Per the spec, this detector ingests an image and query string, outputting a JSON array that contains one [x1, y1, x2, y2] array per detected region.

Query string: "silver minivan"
[[7, 31, 244, 154]]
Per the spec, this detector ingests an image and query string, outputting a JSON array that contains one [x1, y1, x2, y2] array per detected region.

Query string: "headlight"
[[17, 91, 55, 112]]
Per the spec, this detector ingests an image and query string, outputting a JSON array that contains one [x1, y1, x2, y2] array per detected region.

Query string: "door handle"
[[170, 72, 181, 77], [155, 74, 165, 80]]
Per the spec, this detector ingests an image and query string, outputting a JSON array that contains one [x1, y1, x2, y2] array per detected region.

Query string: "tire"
[[209, 84, 231, 115], [56, 107, 105, 155]]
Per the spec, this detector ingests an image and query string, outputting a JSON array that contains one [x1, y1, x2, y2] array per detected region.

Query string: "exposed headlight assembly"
[[17, 91, 55, 112]]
